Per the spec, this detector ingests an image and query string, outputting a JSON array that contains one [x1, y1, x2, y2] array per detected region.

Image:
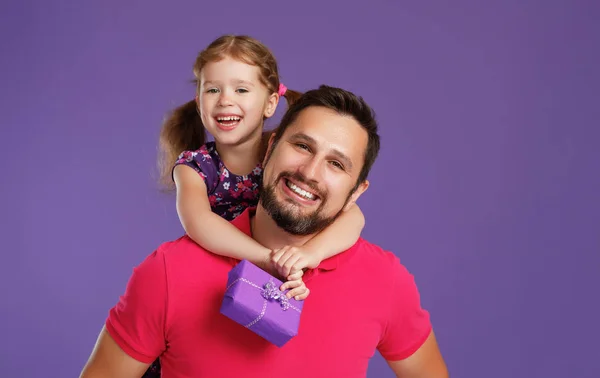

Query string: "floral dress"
[[175, 141, 262, 220]]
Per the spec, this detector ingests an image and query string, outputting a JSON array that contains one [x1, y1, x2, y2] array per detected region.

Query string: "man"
[[80, 85, 448, 377]]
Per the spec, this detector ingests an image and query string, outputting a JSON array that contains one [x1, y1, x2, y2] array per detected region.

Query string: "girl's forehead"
[[200, 57, 262, 83]]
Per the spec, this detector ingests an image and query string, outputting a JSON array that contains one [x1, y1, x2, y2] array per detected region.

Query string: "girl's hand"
[[270, 245, 322, 278], [280, 274, 310, 301]]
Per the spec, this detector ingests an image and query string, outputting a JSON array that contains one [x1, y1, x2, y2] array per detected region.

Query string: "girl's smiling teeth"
[[285, 179, 317, 200], [216, 115, 241, 126]]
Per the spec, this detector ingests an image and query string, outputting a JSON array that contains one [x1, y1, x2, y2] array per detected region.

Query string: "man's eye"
[[330, 161, 344, 170]]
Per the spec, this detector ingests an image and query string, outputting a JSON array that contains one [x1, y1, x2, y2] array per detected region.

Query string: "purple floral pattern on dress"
[[173, 142, 262, 221]]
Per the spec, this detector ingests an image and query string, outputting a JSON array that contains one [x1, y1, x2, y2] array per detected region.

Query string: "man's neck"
[[250, 206, 315, 251]]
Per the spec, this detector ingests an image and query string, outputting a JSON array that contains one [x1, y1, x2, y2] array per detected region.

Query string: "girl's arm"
[[270, 204, 365, 277], [173, 165, 272, 270], [305, 203, 365, 261]]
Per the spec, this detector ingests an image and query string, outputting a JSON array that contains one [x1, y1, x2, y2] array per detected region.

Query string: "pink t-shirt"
[[106, 209, 432, 377]]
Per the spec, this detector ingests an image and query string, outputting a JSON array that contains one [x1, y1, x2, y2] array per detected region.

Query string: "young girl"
[[144, 34, 366, 378]]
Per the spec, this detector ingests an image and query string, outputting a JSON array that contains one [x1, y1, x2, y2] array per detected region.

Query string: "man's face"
[[260, 106, 369, 235]]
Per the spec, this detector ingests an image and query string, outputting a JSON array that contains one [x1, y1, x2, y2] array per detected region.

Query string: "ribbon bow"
[[261, 281, 290, 311]]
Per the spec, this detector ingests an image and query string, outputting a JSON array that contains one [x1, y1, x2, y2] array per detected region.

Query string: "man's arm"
[[80, 248, 169, 377], [386, 330, 448, 378], [378, 256, 449, 377], [80, 326, 150, 378]]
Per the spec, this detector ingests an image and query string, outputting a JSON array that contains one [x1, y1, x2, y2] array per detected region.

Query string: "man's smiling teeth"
[[286, 180, 315, 200], [217, 116, 241, 122]]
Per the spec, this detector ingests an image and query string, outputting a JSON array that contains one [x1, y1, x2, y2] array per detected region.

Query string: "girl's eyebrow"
[[202, 79, 255, 87]]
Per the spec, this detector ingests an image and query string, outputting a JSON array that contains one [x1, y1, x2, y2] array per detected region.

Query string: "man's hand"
[[270, 245, 322, 278]]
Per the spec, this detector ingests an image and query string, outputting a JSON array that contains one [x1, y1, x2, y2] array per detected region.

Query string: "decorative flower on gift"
[[261, 281, 290, 310]]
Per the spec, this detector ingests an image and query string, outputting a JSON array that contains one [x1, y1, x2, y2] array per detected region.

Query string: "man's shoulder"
[[353, 237, 403, 265], [134, 234, 233, 287], [153, 234, 213, 262], [155, 234, 199, 252], [351, 238, 416, 283]]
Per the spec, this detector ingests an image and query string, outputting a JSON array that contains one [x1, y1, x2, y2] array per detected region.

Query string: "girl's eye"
[[206, 88, 219, 93], [236, 88, 249, 93]]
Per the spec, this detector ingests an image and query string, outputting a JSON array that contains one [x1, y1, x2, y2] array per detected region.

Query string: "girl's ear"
[[264, 92, 279, 118]]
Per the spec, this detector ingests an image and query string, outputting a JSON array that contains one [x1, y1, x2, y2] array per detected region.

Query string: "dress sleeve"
[[172, 147, 219, 193]]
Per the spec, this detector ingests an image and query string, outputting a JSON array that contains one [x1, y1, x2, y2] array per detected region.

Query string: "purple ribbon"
[[261, 281, 290, 311]]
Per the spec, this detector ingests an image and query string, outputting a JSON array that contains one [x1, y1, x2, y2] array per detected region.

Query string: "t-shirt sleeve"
[[105, 250, 168, 364], [172, 148, 219, 192], [377, 257, 433, 361]]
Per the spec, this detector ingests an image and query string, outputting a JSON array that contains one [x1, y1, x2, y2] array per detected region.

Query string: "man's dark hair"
[[270, 85, 380, 190]]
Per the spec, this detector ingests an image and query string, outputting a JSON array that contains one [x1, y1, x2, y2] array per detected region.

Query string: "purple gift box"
[[220, 259, 304, 347]]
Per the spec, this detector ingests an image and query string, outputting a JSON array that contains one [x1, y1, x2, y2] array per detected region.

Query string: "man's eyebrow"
[[290, 133, 354, 171], [290, 132, 316, 145]]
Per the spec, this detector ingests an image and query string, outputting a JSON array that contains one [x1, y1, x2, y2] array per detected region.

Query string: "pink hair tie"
[[278, 83, 287, 96]]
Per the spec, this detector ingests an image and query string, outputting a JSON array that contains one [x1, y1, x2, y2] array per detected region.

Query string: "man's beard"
[[260, 171, 351, 235]]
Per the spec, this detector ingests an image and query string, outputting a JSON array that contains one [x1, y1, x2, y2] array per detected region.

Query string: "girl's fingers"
[[270, 246, 289, 265], [280, 278, 301, 291], [286, 286, 309, 300], [283, 255, 301, 277], [287, 271, 303, 281], [294, 288, 310, 301]]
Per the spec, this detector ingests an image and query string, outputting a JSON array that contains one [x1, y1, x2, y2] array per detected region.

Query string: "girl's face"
[[198, 56, 279, 148]]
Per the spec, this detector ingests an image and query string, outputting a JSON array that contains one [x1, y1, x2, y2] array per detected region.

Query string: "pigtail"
[[282, 88, 303, 108], [157, 99, 206, 189]]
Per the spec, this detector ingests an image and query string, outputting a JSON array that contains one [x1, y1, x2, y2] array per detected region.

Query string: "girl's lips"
[[214, 114, 243, 131]]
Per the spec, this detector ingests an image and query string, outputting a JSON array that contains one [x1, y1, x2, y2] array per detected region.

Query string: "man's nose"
[[298, 156, 321, 182]]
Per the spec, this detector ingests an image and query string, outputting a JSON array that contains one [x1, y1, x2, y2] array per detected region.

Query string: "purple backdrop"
[[1, 0, 598, 377]]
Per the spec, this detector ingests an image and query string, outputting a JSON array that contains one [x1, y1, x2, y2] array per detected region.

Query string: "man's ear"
[[264, 92, 279, 118], [262, 133, 277, 167], [344, 180, 369, 211]]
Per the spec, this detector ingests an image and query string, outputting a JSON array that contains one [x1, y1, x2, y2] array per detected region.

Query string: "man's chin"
[[260, 183, 332, 235], [277, 200, 320, 220]]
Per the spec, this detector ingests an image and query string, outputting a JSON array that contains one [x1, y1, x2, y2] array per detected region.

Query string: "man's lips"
[[281, 177, 320, 202]]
